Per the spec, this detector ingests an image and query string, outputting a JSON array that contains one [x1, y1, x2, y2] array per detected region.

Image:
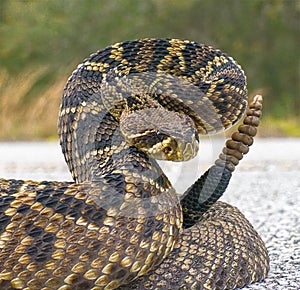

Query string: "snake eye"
[[163, 146, 173, 157], [164, 146, 172, 153]]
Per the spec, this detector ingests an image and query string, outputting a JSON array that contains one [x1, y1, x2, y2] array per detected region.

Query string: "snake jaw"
[[129, 133, 199, 161], [121, 128, 199, 161]]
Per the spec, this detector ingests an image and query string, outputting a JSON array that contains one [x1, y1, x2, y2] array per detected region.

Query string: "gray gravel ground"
[[0, 138, 299, 290]]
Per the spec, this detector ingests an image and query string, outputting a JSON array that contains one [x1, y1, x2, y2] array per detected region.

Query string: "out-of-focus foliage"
[[0, 0, 299, 139]]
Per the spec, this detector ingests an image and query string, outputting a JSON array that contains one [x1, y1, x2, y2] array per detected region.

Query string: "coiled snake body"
[[0, 39, 269, 289]]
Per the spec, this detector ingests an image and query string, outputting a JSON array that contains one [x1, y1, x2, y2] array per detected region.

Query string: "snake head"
[[120, 107, 199, 161]]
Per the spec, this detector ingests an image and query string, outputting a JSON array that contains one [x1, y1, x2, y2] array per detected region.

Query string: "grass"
[[258, 116, 300, 137], [0, 68, 66, 140], [0, 69, 299, 140]]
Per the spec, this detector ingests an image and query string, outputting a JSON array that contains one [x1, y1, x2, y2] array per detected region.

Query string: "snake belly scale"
[[0, 38, 268, 290]]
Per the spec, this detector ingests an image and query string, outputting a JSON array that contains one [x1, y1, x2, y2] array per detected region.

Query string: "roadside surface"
[[0, 138, 299, 289]]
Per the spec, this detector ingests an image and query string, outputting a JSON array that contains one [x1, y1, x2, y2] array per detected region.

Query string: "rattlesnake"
[[0, 39, 268, 289]]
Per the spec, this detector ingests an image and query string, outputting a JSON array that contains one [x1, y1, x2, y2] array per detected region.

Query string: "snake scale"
[[0, 38, 269, 290]]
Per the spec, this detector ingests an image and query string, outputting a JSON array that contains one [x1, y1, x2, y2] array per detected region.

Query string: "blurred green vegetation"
[[0, 0, 299, 139]]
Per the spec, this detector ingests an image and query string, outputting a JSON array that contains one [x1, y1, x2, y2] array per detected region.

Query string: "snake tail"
[[181, 95, 263, 228], [215, 94, 263, 172]]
